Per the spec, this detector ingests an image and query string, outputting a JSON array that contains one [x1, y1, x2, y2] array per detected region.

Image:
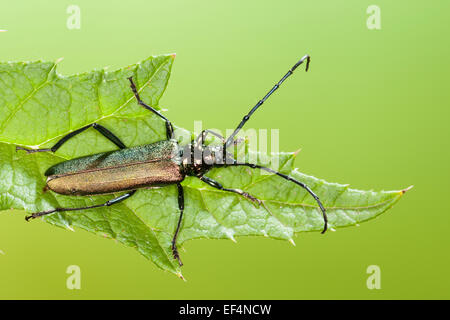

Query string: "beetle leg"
[[171, 183, 184, 267], [199, 176, 261, 205], [195, 130, 243, 147], [193, 130, 243, 165], [230, 162, 328, 234], [196, 129, 225, 146], [128, 77, 174, 140], [25, 190, 136, 221], [16, 123, 126, 154]]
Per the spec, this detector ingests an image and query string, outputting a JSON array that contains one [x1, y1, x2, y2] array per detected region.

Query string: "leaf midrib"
[[185, 185, 401, 210]]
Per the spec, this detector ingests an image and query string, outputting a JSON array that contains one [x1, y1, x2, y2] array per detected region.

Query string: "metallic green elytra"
[[46, 140, 179, 176], [17, 56, 328, 267], [45, 140, 183, 196]]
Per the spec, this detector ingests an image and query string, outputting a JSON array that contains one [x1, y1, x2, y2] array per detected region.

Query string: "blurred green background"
[[0, 0, 448, 299]]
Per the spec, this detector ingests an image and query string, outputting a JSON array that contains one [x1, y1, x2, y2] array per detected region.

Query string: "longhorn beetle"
[[16, 55, 327, 266]]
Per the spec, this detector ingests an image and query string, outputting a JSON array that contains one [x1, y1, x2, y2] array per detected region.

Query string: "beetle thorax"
[[180, 144, 225, 177]]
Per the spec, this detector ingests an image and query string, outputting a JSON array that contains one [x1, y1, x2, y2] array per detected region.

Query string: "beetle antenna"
[[224, 55, 310, 150]]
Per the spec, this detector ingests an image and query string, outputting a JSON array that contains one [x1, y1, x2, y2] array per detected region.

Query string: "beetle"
[[16, 55, 327, 266]]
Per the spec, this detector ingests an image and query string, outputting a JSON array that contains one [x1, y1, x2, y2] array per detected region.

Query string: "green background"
[[0, 0, 448, 299]]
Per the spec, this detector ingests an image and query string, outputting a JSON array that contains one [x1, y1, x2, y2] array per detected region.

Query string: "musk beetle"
[[16, 55, 327, 266]]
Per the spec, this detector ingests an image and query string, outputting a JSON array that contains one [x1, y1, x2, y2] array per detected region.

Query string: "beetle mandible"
[[16, 55, 327, 266]]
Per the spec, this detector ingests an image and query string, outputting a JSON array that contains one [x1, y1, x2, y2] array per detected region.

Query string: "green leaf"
[[0, 55, 410, 277]]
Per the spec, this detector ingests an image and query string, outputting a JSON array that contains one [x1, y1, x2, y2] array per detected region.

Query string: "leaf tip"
[[176, 272, 186, 281], [288, 238, 296, 246], [55, 57, 64, 64], [401, 185, 414, 194], [225, 230, 237, 242], [293, 148, 302, 156], [170, 53, 177, 60]]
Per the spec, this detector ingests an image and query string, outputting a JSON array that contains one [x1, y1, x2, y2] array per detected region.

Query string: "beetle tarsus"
[[199, 176, 262, 206], [25, 212, 40, 221], [25, 209, 56, 221], [16, 146, 52, 154], [242, 192, 261, 206], [172, 242, 183, 267]]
